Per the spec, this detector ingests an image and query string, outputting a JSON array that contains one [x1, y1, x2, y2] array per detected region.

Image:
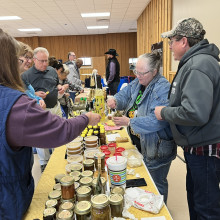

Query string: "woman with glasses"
[[107, 51, 176, 203]]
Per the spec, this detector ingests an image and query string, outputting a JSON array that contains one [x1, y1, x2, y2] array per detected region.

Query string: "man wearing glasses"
[[155, 18, 220, 219], [22, 47, 65, 172]]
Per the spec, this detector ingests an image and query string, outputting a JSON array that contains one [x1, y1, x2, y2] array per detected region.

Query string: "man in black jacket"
[[105, 49, 120, 95]]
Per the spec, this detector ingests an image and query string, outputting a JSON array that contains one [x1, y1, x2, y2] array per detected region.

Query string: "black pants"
[[108, 81, 120, 95]]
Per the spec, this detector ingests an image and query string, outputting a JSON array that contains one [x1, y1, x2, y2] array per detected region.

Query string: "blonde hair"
[[17, 41, 33, 57]]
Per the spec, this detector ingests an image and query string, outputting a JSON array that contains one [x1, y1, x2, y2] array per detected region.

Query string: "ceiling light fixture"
[[0, 16, 21, 20], [81, 12, 110, 17], [18, 28, 42, 32], [87, 26, 108, 29]]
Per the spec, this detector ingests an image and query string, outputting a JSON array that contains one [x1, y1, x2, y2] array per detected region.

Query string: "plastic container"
[[122, 149, 143, 168], [84, 136, 98, 144], [85, 142, 98, 148], [66, 142, 82, 151], [84, 149, 99, 159], [100, 145, 108, 152], [108, 143, 117, 155], [116, 147, 125, 153], [67, 155, 84, 164]]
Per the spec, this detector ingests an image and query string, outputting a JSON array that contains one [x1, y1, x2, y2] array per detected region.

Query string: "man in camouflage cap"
[[155, 18, 220, 220]]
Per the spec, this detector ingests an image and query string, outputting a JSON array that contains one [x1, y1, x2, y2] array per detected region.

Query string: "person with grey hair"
[[155, 18, 220, 219], [107, 51, 176, 203], [22, 47, 65, 172]]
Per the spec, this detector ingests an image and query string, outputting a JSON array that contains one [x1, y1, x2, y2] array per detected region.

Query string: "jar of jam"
[[100, 145, 108, 152], [109, 193, 123, 217], [69, 171, 81, 178], [103, 150, 111, 159], [111, 186, 125, 196], [94, 152, 105, 172], [76, 186, 92, 202], [81, 170, 93, 178], [45, 199, 58, 210], [56, 210, 74, 220], [70, 163, 83, 172], [60, 201, 74, 212], [92, 177, 106, 194], [48, 190, 61, 207], [108, 143, 116, 155], [60, 176, 75, 200], [55, 173, 66, 184], [83, 159, 94, 171], [99, 130, 106, 145], [79, 177, 93, 189], [43, 207, 56, 220], [53, 183, 61, 191], [91, 194, 111, 220], [75, 201, 91, 220]]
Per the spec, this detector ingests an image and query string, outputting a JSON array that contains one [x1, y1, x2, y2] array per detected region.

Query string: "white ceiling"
[[0, 0, 150, 37]]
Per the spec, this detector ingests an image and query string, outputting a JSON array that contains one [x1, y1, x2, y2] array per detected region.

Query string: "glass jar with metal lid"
[[56, 209, 74, 220], [60, 176, 75, 200], [55, 173, 66, 184], [94, 152, 105, 172], [76, 186, 92, 202], [43, 207, 56, 220], [75, 200, 91, 220], [48, 190, 61, 203], [111, 186, 125, 196], [70, 163, 83, 172], [69, 171, 81, 178], [83, 159, 94, 171], [74, 176, 81, 183], [81, 170, 93, 178], [91, 194, 110, 220], [109, 193, 123, 217], [45, 199, 58, 210], [92, 177, 106, 194], [60, 201, 74, 212], [79, 177, 93, 188], [53, 183, 61, 191]]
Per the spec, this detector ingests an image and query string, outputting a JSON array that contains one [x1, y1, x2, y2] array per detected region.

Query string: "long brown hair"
[[0, 29, 24, 92]]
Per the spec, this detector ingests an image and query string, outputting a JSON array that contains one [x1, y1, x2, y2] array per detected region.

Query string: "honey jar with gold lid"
[[109, 193, 124, 217], [60, 201, 75, 212], [91, 194, 110, 220], [79, 177, 93, 188], [75, 201, 91, 220], [60, 175, 75, 200], [81, 170, 93, 178], [76, 186, 92, 202], [83, 159, 94, 171], [43, 207, 56, 220], [56, 209, 74, 220]]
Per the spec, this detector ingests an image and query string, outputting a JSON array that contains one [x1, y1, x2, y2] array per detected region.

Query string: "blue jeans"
[[69, 92, 76, 103], [184, 152, 220, 220], [148, 162, 171, 204]]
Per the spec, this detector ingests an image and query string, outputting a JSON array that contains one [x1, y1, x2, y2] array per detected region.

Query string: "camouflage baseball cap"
[[161, 18, 204, 39]]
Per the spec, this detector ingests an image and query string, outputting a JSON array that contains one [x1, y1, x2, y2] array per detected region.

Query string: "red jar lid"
[[100, 145, 108, 151], [113, 152, 122, 156], [103, 150, 111, 156], [116, 147, 125, 153], [108, 143, 117, 148]]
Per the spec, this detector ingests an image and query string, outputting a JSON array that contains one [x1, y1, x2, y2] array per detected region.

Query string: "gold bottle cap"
[[80, 176, 93, 185], [69, 171, 81, 177], [109, 193, 123, 205], [53, 183, 61, 191], [91, 194, 109, 208], [111, 186, 125, 195], [69, 163, 83, 172], [43, 207, 56, 217], [81, 170, 93, 178], [83, 159, 94, 166], [60, 176, 75, 186], [48, 190, 61, 200], [57, 210, 73, 219], [75, 201, 91, 215], [60, 201, 74, 210], [45, 199, 57, 208], [76, 186, 91, 195]]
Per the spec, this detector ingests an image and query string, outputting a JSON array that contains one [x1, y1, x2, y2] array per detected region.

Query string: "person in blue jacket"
[[107, 51, 176, 203]]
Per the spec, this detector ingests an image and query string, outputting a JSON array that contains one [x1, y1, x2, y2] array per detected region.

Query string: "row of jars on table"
[[43, 162, 125, 220]]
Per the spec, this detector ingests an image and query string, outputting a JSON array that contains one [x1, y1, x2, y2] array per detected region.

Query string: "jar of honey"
[[83, 159, 94, 171], [43, 207, 56, 220], [75, 201, 91, 220], [94, 152, 105, 172], [109, 193, 124, 217], [60, 176, 75, 200], [76, 186, 92, 202], [56, 209, 74, 220], [81, 170, 93, 178]]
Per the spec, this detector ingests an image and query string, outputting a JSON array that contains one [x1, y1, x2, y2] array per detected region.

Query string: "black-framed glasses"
[[133, 69, 150, 76], [18, 59, 24, 64], [34, 57, 48, 63], [24, 55, 33, 61]]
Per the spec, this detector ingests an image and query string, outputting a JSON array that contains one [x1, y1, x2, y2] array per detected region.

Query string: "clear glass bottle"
[[91, 194, 110, 220], [75, 201, 91, 220]]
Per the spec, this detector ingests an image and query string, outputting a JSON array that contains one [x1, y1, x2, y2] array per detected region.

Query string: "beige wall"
[[171, 0, 220, 71]]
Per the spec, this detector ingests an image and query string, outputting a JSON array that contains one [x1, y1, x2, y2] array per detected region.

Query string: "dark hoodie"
[[161, 39, 220, 147]]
